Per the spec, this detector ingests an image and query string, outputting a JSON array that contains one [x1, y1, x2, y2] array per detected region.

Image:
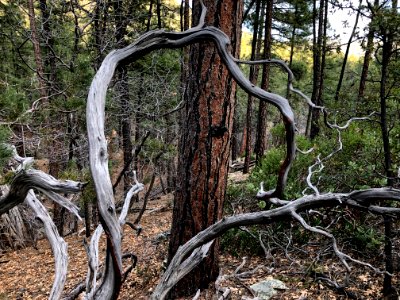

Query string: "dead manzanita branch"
[[152, 187, 400, 299], [0, 149, 84, 299]]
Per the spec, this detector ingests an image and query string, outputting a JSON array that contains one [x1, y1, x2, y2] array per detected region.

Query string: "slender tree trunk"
[[286, 24, 297, 99], [49, 142, 65, 235], [317, 0, 328, 103], [334, 0, 362, 101], [231, 113, 239, 162], [167, 0, 243, 297], [113, 0, 133, 193], [380, 2, 396, 295], [358, 0, 378, 102], [165, 115, 176, 192], [230, 0, 244, 163], [156, 0, 162, 29], [27, 0, 47, 101], [93, 0, 109, 69], [310, 0, 324, 139], [147, 0, 153, 30], [39, 0, 57, 94], [243, 0, 262, 174], [255, 0, 273, 163]]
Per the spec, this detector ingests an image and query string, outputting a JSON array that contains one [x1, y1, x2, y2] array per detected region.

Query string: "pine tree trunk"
[[114, 0, 133, 192], [380, 2, 396, 295], [231, 113, 240, 162], [27, 0, 47, 101], [317, 0, 328, 103], [255, 0, 272, 163], [334, 0, 362, 101], [167, 0, 243, 297], [358, 0, 378, 102], [243, 0, 262, 173], [39, 0, 57, 94], [310, 0, 325, 139]]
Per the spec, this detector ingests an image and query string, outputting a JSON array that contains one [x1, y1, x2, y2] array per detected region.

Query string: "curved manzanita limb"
[[151, 187, 400, 299], [0, 150, 84, 300], [0, 169, 84, 216], [87, 11, 297, 297], [25, 191, 69, 300], [84, 177, 144, 299]]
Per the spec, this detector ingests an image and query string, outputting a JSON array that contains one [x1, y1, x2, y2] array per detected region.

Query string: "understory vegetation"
[[0, 0, 400, 299]]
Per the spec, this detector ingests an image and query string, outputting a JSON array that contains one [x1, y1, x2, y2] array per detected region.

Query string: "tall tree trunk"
[[35, 0, 67, 234], [255, 0, 273, 163], [156, 0, 162, 29], [243, 0, 262, 174], [39, 0, 57, 95], [358, 0, 378, 102], [231, 113, 240, 162], [167, 0, 243, 297], [310, 0, 324, 139], [231, 0, 243, 163], [286, 23, 297, 100], [49, 141, 65, 235], [114, 0, 133, 192], [147, 0, 154, 30], [27, 0, 47, 101], [334, 0, 362, 101], [317, 0, 328, 104], [381, 1, 396, 296]]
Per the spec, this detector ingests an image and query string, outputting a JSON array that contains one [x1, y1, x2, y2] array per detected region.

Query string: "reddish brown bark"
[[243, 0, 263, 174], [167, 0, 243, 296], [27, 0, 47, 101], [255, 0, 273, 163]]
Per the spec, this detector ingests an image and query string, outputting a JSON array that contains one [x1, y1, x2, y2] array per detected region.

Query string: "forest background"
[[0, 0, 400, 299]]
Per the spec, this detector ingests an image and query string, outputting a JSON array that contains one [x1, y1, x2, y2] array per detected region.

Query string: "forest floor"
[[0, 173, 390, 300]]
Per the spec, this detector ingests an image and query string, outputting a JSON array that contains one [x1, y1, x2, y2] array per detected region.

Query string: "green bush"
[[249, 123, 384, 201], [220, 227, 264, 257], [0, 127, 12, 171]]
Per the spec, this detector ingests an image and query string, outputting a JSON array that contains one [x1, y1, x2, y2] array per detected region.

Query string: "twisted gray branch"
[[152, 188, 400, 299]]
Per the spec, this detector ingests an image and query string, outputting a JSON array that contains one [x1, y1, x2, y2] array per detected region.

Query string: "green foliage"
[[290, 60, 308, 81], [59, 163, 95, 207], [333, 220, 384, 255], [0, 127, 12, 171], [351, 225, 383, 252], [220, 227, 263, 257], [249, 123, 384, 200]]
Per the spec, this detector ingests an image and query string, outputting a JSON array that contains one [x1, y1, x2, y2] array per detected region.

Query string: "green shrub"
[[0, 127, 12, 171], [249, 123, 384, 201], [220, 227, 263, 257]]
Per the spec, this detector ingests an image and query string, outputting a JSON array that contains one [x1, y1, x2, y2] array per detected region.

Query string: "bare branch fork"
[[83, 172, 144, 299]]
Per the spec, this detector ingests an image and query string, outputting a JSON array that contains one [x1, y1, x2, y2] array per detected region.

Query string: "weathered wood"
[[25, 191, 68, 300], [84, 179, 144, 299], [0, 169, 84, 216], [0, 150, 84, 300], [151, 187, 400, 299], [86, 5, 295, 295]]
